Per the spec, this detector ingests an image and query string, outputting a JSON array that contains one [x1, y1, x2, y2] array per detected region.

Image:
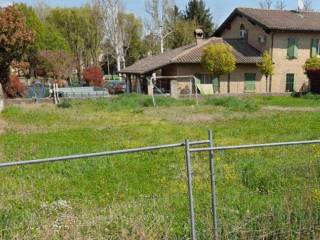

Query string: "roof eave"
[[118, 62, 173, 75], [214, 8, 271, 36]]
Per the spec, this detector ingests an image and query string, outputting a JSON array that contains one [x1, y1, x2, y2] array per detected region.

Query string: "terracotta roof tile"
[[120, 37, 262, 75], [215, 8, 320, 35]]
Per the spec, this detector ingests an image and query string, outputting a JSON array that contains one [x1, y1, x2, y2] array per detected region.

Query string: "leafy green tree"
[[257, 51, 274, 92], [46, 8, 89, 80], [122, 13, 144, 66], [201, 44, 236, 77], [47, 6, 104, 80], [81, 4, 104, 67], [16, 4, 70, 78], [0, 6, 33, 94], [17, 4, 69, 51], [184, 0, 214, 37], [167, 19, 197, 49]]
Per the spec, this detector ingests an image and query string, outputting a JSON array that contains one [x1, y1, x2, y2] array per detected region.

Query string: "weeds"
[[203, 96, 259, 111], [57, 100, 72, 109], [1, 95, 320, 239]]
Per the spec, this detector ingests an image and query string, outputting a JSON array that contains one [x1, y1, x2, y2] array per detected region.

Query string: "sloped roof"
[[215, 8, 320, 36], [119, 37, 262, 75]]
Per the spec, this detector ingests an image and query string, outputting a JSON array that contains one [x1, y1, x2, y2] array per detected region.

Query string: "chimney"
[[194, 29, 204, 45]]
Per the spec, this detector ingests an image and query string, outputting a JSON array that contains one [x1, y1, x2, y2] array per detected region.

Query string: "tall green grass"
[[1, 95, 320, 239]]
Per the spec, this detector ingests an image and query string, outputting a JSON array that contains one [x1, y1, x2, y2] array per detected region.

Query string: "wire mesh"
[[191, 144, 320, 240], [0, 147, 192, 239]]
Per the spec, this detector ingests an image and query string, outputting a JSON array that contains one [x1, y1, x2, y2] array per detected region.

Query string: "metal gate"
[[186, 133, 320, 239]]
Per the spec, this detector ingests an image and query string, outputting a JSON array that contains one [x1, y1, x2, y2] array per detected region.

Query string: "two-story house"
[[120, 8, 320, 95]]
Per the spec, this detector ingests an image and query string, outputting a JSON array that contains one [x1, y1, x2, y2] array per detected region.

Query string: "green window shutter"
[[287, 38, 295, 59], [244, 73, 256, 92], [293, 39, 299, 58], [286, 74, 295, 92], [311, 39, 319, 57]]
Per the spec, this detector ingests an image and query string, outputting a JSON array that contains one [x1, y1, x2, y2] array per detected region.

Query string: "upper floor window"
[[240, 24, 247, 39], [258, 35, 266, 45], [287, 38, 299, 59], [310, 39, 320, 57]]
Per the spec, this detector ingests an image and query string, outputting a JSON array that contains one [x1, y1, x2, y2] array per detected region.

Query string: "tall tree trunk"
[[227, 74, 231, 94], [0, 65, 10, 90], [116, 55, 121, 72], [76, 55, 82, 84]]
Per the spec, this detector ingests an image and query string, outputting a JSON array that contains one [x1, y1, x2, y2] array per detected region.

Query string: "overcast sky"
[[1, 0, 320, 25]]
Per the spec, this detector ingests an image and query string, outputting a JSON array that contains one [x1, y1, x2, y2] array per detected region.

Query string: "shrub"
[[304, 57, 320, 71], [303, 58, 320, 93], [83, 67, 104, 87], [57, 99, 72, 109], [3, 75, 26, 98], [201, 43, 236, 77]]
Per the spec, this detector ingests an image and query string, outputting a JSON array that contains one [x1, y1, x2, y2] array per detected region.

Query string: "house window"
[[286, 74, 295, 92], [287, 38, 299, 59], [244, 73, 256, 92], [195, 74, 220, 93], [258, 35, 266, 45], [240, 24, 247, 39], [310, 39, 320, 57]]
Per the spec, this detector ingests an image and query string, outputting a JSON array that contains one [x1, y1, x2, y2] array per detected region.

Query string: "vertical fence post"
[[185, 139, 196, 240], [208, 130, 219, 240]]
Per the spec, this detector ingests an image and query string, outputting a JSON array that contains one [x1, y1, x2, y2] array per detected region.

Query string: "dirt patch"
[[263, 106, 320, 112], [0, 118, 8, 134]]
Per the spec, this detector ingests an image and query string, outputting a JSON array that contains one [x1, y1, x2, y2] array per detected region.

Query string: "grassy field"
[[1, 94, 320, 239]]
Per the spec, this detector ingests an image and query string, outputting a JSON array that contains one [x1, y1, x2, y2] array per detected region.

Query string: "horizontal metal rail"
[[0, 140, 209, 169], [190, 139, 320, 153]]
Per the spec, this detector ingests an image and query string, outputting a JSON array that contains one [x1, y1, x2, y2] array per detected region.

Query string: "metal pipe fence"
[[0, 139, 209, 239], [186, 133, 320, 240], [2, 133, 320, 239], [0, 140, 209, 168]]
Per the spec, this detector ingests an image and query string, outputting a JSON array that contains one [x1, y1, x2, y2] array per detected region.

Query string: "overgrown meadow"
[[1, 95, 320, 239]]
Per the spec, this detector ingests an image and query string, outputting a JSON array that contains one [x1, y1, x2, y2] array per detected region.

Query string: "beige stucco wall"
[[218, 15, 320, 93], [271, 32, 320, 93], [166, 63, 265, 94], [219, 15, 271, 53]]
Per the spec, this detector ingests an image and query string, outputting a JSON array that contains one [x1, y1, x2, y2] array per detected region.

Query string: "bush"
[[303, 58, 320, 93], [201, 43, 236, 77], [83, 67, 104, 87], [304, 57, 320, 71], [3, 75, 26, 98], [57, 100, 72, 108]]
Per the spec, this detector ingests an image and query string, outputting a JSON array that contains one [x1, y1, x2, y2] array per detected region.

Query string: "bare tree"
[[304, 0, 313, 11], [34, 0, 50, 21], [98, 0, 125, 71], [145, 0, 175, 53], [259, 0, 273, 9], [275, 0, 286, 10]]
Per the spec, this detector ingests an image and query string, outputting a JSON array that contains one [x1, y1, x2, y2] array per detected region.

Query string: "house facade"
[[120, 8, 320, 96]]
